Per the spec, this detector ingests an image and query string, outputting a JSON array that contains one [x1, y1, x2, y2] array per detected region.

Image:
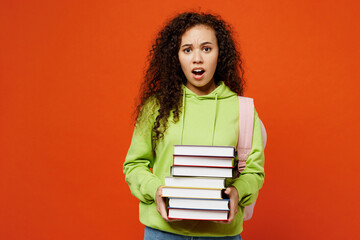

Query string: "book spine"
[[173, 164, 233, 168], [168, 207, 230, 211]]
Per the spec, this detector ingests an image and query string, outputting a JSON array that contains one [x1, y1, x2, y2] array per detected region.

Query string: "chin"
[[193, 82, 208, 88]]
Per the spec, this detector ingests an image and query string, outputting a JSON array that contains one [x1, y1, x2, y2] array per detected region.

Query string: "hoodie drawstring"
[[180, 91, 186, 145], [211, 93, 218, 146]]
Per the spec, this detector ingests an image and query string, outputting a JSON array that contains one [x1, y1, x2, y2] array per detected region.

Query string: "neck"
[[186, 80, 217, 96]]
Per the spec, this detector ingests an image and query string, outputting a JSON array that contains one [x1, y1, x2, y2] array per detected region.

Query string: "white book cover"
[[168, 198, 230, 210], [161, 187, 223, 199], [165, 176, 225, 189], [173, 145, 235, 157], [173, 155, 233, 168], [168, 208, 229, 220], [171, 166, 233, 178]]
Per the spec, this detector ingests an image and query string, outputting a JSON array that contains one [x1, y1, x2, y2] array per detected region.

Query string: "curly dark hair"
[[135, 12, 245, 148]]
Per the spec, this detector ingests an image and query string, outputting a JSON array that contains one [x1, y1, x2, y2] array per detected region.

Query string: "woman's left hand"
[[213, 186, 239, 224], [225, 186, 239, 223]]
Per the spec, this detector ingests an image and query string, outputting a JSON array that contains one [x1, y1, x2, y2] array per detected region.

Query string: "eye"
[[184, 48, 192, 53], [203, 47, 211, 52]]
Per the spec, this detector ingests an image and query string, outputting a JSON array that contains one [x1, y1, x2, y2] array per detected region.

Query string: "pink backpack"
[[237, 96, 267, 221]]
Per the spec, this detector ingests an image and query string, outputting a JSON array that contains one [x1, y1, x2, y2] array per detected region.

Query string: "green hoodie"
[[123, 82, 265, 237]]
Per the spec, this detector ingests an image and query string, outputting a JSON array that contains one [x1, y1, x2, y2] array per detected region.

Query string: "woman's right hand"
[[155, 186, 181, 222]]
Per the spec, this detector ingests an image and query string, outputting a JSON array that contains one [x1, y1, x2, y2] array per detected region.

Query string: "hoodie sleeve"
[[231, 109, 265, 207], [123, 102, 162, 204]]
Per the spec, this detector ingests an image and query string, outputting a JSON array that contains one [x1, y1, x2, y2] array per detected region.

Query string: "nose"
[[192, 49, 203, 64]]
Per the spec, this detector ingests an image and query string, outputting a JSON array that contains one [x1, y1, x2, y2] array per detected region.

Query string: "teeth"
[[193, 69, 204, 73]]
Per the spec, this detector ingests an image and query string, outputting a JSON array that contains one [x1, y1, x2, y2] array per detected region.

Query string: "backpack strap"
[[260, 119, 267, 148], [237, 96, 267, 221], [237, 96, 254, 174]]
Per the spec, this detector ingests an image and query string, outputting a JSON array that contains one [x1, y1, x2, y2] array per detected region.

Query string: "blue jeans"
[[144, 226, 242, 240]]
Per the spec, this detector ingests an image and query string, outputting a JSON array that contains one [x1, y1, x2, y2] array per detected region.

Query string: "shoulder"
[[140, 97, 159, 115], [136, 97, 160, 129]]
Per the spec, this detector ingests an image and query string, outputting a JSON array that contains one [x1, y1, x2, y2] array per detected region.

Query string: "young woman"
[[123, 12, 265, 239]]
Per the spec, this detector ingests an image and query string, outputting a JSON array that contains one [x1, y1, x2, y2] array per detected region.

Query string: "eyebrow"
[[181, 42, 214, 48]]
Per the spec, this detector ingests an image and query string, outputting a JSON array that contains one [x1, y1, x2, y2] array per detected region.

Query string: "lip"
[[192, 68, 205, 80], [192, 67, 205, 72]]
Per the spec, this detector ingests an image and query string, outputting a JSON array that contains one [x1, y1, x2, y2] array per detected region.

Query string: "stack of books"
[[162, 145, 235, 221]]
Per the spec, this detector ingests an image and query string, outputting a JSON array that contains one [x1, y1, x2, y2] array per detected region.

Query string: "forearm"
[[231, 111, 265, 206], [123, 114, 162, 204], [124, 160, 162, 203]]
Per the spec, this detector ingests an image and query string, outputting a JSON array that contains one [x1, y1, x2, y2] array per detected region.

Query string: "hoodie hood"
[[180, 81, 238, 145], [183, 81, 237, 100]]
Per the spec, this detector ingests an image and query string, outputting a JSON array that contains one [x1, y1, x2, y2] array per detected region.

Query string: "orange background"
[[1, 0, 359, 239]]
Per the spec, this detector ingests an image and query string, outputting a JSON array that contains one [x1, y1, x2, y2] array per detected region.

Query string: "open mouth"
[[192, 69, 205, 76]]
